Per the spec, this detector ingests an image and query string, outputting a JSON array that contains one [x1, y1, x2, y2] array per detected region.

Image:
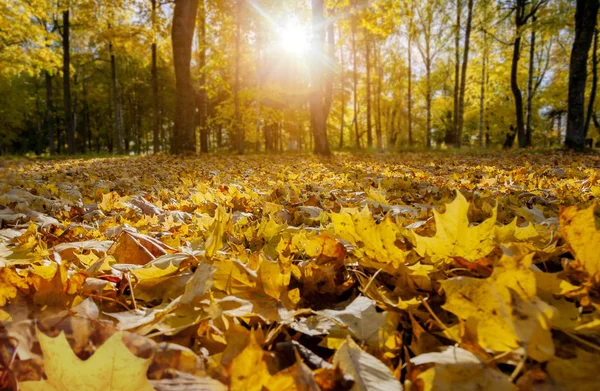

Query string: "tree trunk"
[[408, 18, 413, 147], [45, 71, 56, 156], [233, 0, 243, 154], [339, 27, 345, 149], [310, 0, 331, 155], [198, 0, 209, 153], [456, 0, 474, 148], [525, 15, 537, 147], [566, 0, 600, 150], [63, 9, 74, 154], [110, 43, 124, 154], [585, 27, 599, 135], [449, 0, 461, 146], [352, 12, 360, 148], [171, 0, 199, 154], [151, 0, 160, 153], [510, 2, 525, 148]]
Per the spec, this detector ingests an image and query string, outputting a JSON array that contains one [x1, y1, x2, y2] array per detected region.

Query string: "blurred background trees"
[[0, 0, 597, 155]]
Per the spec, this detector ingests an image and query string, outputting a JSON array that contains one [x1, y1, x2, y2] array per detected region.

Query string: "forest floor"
[[1, 151, 600, 390]]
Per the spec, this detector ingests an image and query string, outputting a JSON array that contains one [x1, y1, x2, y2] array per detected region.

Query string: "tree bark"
[[511, 1, 526, 148], [151, 0, 160, 153], [566, 0, 599, 150], [351, 8, 360, 149], [171, 0, 199, 154], [63, 9, 74, 154], [198, 0, 209, 153], [310, 0, 331, 155], [408, 12, 413, 147], [585, 27, 599, 135], [110, 42, 124, 154], [525, 15, 537, 147], [456, 0, 474, 148], [45, 71, 56, 156], [449, 0, 461, 146]]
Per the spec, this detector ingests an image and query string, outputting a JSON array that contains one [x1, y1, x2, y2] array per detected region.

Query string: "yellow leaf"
[[19, 329, 154, 391], [441, 253, 555, 361], [229, 332, 270, 391], [414, 191, 497, 262], [0, 267, 28, 306], [98, 191, 127, 212], [559, 204, 600, 276]]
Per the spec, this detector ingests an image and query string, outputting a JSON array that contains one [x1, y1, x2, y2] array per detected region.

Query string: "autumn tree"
[[171, 0, 199, 154], [566, 0, 600, 150]]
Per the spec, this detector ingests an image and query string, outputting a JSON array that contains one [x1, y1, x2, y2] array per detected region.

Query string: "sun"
[[279, 20, 309, 55]]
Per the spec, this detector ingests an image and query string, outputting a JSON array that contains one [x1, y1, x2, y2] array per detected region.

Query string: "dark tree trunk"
[[449, 0, 461, 146], [456, 0, 474, 148], [525, 16, 537, 147], [198, 0, 209, 153], [63, 9, 74, 154], [567, 0, 599, 150], [110, 42, 124, 154], [585, 28, 599, 135], [366, 34, 372, 149], [151, 0, 160, 153], [310, 0, 331, 155], [45, 71, 56, 156], [511, 2, 526, 148], [171, 0, 199, 154]]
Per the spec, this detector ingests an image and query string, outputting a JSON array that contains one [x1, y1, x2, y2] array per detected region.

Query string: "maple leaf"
[[441, 252, 555, 361], [333, 336, 403, 391], [229, 331, 271, 391], [411, 346, 515, 391], [559, 204, 600, 276], [0, 267, 28, 306], [414, 192, 497, 262], [19, 329, 154, 391]]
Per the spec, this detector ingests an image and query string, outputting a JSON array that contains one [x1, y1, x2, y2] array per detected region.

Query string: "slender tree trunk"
[[234, 0, 243, 153], [511, 3, 526, 148], [339, 27, 345, 149], [557, 112, 563, 145], [352, 14, 360, 148], [63, 9, 74, 154], [450, 0, 461, 146], [310, 0, 331, 155], [426, 60, 432, 149], [566, 0, 600, 150], [456, 0, 474, 148], [525, 15, 537, 147], [151, 0, 160, 153], [171, 0, 199, 154], [366, 34, 372, 148], [585, 28, 599, 135], [198, 0, 208, 153], [110, 42, 124, 154], [408, 21, 413, 147], [45, 71, 56, 155]]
